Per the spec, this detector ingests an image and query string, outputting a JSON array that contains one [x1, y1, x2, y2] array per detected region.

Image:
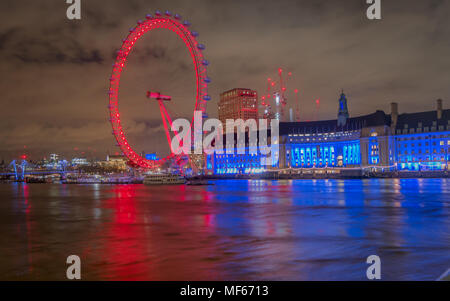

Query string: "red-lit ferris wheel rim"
[[108, 11, 210, 169]]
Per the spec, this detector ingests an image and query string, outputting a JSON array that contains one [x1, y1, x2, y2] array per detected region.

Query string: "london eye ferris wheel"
[[108, 10, 211, 169]]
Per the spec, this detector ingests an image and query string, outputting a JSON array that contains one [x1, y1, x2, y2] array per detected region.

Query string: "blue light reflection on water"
[[206, 179, 449, 280], [0, 179, 448, 280]]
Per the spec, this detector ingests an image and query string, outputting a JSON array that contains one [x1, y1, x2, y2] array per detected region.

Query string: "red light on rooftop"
[[294, 89, 298, 93], [21, 155, 27, 160]]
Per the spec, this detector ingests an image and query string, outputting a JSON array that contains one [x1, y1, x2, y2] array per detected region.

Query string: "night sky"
[[0, 0, 449, 161]]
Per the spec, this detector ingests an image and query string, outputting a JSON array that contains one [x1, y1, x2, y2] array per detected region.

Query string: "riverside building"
[[206, 91, 449, 175]]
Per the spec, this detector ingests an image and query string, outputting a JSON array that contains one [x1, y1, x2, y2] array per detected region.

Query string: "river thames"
[[0, 178, 448, 280]]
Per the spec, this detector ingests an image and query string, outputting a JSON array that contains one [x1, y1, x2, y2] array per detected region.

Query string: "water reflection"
[[0, 179, 448, 280]]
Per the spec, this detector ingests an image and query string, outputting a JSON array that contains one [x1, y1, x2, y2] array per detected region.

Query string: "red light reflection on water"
[[15, 183, 34, 274], [89, 184, 223, 280], [98, 185, 152, 280], [22, 184, 33, 273]]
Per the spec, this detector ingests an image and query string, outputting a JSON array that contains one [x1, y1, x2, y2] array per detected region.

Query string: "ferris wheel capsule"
[[201, 59, 209, 66], [145, 14, 153, 19], [129, 27, 135, 32], [191, 31, 199, 37], [197, 44, 205, 50], [165, 10, 172, 17], [174, 14, 182, 20], [203, 95, 211, 101], [137, 20, 143, 25], [204, 77, 211, 83], [183, 20, 191, 27], [155, 10, 162, 16]]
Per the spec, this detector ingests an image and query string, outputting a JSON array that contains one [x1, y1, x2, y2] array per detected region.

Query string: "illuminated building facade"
[[282, 98, 449, 172], [206, 132, 274, 175], [97, 154, 128, 171], [281, 109, 392, 169], [144, 153, 159, 161], [218, 88, 258, 132], [49, 153, 59, 163], [211, 151, 266, 175], [207, 92, 449, 175], [71, 158, 89, 167], [392, 99, 450, 171]]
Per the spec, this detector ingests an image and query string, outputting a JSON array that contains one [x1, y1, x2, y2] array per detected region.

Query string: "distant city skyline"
[[1, 0, 449, 161]]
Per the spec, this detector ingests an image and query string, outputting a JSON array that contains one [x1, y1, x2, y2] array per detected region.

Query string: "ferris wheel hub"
[[146, 91, 172, 102]]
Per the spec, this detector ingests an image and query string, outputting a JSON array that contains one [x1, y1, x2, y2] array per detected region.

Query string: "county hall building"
[[206, 90, 449, 175]]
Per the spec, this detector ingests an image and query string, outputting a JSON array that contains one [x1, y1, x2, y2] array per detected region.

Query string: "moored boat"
[[143, 174, 186, 185]]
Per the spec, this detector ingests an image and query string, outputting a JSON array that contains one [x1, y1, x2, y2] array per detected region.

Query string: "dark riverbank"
[[201, 170, 449, 180], [1, 169, 448, 184]]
